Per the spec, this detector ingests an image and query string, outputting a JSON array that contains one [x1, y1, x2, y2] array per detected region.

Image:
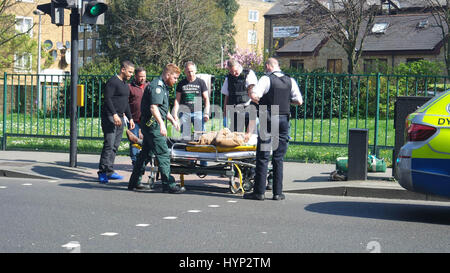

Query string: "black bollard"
[[348, 129, 369, 181]]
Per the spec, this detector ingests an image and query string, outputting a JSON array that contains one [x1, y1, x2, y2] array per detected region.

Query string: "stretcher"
[[146, 138, 271, 194]]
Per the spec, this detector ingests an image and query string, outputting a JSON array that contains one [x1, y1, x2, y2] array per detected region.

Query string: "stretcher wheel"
[[229, 175, 241, 194], [241, 166, 255, 192], [149, 177, 155, 189], [242, 178, 254, 192], [148, 170, 157, 189], [229, 164, 243, 194]]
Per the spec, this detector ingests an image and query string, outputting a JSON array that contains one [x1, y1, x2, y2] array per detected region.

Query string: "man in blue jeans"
[[172, 61, 210, 166]]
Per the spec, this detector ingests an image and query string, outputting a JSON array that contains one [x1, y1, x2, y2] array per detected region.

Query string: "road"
[[0, 176, 449, 253]]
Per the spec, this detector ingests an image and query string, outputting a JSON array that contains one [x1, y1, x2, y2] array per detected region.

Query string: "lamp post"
[[33, 9, 44, 110]]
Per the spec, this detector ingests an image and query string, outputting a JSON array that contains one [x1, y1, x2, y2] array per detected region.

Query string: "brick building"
[[264, 0, 448, 73], [232, 0, 276, 55]]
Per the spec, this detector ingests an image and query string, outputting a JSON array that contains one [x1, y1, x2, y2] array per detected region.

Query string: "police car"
[[396, 90, 450, 198]]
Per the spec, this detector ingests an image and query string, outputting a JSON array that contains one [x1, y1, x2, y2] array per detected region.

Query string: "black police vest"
[[259, 73, 291, 115], [227, 69, 250, 105]]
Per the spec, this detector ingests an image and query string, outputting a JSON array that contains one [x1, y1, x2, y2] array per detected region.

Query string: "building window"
[[15, 16, 33, 37], [248, 30, 257, 45], [248, 10, 259, 22], [14, 53, 32, 72], [371, 23, 389, 34], [96, 39, 102, 52], [87, 39, 92, 51], [417, 20, 428, 29], [290, 60, 304, 71], [363, 59, 388, 73], [50, 50, 57, 61], [327, 59, 342, 74], [79, 39, 84, 51]]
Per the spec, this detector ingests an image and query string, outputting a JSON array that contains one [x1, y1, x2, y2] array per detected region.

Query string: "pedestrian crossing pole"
[[69, 7, 79, 167], [37, 1, 108, 167]]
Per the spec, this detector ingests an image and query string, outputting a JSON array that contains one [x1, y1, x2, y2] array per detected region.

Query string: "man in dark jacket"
[[128, 67, 148, 165], [98, 60, 135, 183]]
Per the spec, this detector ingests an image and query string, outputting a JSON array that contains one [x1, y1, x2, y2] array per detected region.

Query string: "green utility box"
[[336, 155, 386, 173]]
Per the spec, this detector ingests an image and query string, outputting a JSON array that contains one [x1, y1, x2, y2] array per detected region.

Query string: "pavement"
[[0, 150, 449, 202]]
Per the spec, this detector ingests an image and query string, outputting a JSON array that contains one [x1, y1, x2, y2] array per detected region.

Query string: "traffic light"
[[52, 4, 64, 26], [37, 1, 78, 26], [81, 0, 108, 25]]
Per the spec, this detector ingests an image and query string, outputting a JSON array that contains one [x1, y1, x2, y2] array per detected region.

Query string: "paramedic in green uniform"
[[128, 64, 184, 193]]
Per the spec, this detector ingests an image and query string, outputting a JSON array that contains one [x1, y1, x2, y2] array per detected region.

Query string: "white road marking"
[[0, 186, 7, 189], [163, 216, 178, 220], [22, 183, 32, 186], [61, 241, 81, 253], [208, 205, 220, 208], [227, 200, 238, 203], [100, 232, 118, 236], [187, 210, 202, 213], [136, 224, 150, 227]]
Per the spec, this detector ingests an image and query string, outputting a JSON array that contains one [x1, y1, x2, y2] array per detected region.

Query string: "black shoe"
[[136, 184, 149, 190], [127, 183, 137, 191], [266, 183, 273, 190], [128, 184, 148, 191], [243, 192, 265, 201], [162, 184, 186, 194], [272, 194, 285, 201]]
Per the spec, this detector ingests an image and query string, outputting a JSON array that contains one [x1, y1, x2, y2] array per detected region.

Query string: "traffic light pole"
[[37, 1, 108, 167], [69, 8, 79, 167]]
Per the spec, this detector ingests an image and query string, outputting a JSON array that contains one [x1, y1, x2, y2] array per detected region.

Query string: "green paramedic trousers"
[[128, 122, 172, 189]]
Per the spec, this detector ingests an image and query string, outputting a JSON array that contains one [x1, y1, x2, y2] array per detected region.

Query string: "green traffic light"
[[87, 2, 107, 17]]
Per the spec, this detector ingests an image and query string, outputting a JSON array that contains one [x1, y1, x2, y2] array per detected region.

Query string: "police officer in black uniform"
[[220, 59, 258, 133], [243, 58, 303, 201]]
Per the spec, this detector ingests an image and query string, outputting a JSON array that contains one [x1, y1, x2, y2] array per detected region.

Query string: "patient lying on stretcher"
[[185, 128, 257, 153]]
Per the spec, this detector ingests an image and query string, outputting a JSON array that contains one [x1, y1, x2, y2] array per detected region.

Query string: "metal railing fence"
[[2, 71, 449, 158]]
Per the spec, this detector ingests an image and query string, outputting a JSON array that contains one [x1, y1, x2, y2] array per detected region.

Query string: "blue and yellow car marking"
[[397, 90, 450, 198]]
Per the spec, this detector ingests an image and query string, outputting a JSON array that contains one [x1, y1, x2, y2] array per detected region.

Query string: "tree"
[[216, 0, 239, 54], [290, 0, 379, 74], [155, 0, 223, 65], [224, 47, 263, 70], [426, 0, 450, 75], [99, 0, 227, 68], [0, 0, 41, 71]]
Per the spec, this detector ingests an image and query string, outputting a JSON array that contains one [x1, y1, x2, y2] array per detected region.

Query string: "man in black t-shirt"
[[172, 61, 210, 140], [98, 60, 135, 184], [172, 61, 210, 167]]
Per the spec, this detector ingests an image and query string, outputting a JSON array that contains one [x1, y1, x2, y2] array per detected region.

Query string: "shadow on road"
[[32, 165, 98, 182], [24, 160, 246, 198], [305, 201, 450, 225], [31, 163, 133, 181], [293, 173, 391, 183]]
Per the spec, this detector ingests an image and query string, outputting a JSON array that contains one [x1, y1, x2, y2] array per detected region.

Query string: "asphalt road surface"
[[1, 176, 450, 253]]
